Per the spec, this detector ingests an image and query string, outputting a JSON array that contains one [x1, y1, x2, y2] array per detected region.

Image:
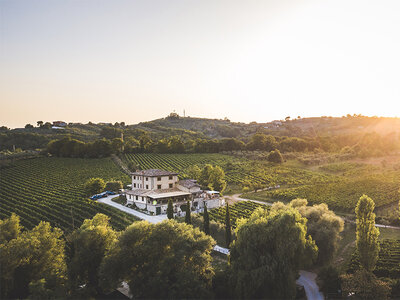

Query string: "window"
[[135, 196, 138, 200], [169, 183, 173, 188], [157, 177, 161, 181], [133, 176, 136, 180], [146, 177, 148, 181], [133, 183, 136, 188], [169, 175, 173, 180], [146, 185, 149, 189], [157, 185, 161, 189]]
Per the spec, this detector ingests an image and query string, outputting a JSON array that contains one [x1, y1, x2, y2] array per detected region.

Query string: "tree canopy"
[[67, 214, 118, 296], [100, 220, 215, 299], [230, 205, 317, 299], [0, 218, 66, 299], [290, 199, 344, 265], [355, 195, 380, 272]]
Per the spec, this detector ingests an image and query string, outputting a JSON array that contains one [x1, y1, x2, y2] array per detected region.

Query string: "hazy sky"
[[1, 0, 400, 128]]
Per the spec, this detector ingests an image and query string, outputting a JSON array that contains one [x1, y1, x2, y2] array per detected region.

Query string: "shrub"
[[267, 149, 284, 163], [105, 180, 123, 192], [84, 178, 105, 196]]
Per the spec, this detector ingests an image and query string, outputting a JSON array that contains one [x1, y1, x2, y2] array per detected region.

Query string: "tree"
[[167, 198, 174, 219], [168, 136, 185, 153], [68, 214, 117, 296], [0, 213, 22, 244], [0, 220, 66, 299], [100, 220, 215, 299], [104, 180, 123, 192], [208, 166, 227, 193], [230, 206, 317, 299], [185, 200, 191, 224], [355, 195, 380, 271], [203, 204, 210, 235], [111, 138, 124, 154], [225, 203, 232, 248], [290, 199, 344, 265], [247, 133, 277, 151], [25, 124, 34, 129], [127, 161, 140, 172], [139, 133, 152, 152], [247, 133, 267, 151], [199, 164, 214, 187], [267, 149, 284, 163], [37, 121, 44, 127], [186, 165, 201, 181], [318, 265, 341, 296], [84, 178, 105, 196], [42, 122, 52, 129]]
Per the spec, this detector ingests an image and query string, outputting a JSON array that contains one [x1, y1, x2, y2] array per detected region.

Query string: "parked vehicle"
[[90, 191, 110, 200]]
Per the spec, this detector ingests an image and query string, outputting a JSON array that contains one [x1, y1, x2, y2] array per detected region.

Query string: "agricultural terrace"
[[122, 153, 334, 187], [208, 201, 268, 228], [0, 157, 137, 232]]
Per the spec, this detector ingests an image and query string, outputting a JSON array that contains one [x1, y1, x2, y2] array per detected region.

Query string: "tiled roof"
[[130, 169, 178, 177], [178, 179, 200, 189], [125, 187, 191, 199]]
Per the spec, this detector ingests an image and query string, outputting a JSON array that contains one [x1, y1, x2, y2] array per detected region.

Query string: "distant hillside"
[[269, 116, 400, 137], [131, 115, 259, 139], [1, 114, 400, 151]]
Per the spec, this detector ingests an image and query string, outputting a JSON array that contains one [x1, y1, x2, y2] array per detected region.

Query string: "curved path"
[[225, 193, 272, 205], [296, 270, 324, 300], [97, 194, 167, 224]]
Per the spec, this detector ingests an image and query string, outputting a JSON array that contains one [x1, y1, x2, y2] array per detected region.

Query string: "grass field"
[[0, 157, 137, 232]]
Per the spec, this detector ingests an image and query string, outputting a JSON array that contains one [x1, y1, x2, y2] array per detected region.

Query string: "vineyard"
[[375, 239, 400, 279], [122, 153, 334, 187], [208, 201, 267, 228], [244, 174, 400, 211], [349, 239, 400, 279], [0, 157, 137, 232]]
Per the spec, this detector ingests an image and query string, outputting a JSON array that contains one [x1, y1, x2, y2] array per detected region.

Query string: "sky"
[[1, 0, 400, 128]]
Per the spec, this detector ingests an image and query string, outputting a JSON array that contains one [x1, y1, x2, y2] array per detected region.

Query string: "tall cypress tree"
[[225, 203, 232, 248], [355, 195, 380, 271], [185, 200, 191, 225], [203, 203, 210, 235], [167, 198, 174, 219]]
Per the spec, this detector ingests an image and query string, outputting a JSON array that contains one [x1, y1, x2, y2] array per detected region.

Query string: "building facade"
[[123, 169, 223, 215]]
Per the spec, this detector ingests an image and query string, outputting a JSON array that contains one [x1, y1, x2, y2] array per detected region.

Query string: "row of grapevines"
[[249, 175, 400, 211], [208, 201, 267, 228], [122, 153, 334, 186], [0, 157, 137, 232], [375, 239, 400, 279]]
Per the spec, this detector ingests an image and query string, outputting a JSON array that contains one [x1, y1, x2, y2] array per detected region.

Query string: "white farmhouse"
[[123, 169, 223, 215]]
